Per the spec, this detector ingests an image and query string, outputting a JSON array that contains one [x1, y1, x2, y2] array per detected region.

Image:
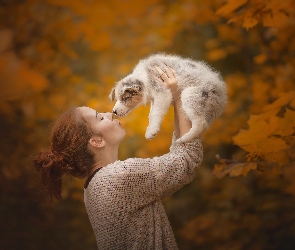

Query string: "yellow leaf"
[[213, 162, 257, 178], [262, 12, 276, 27], [242, 13, 258, 30], [233, 114, 289, 153], [229, 162, 257, 177], [205, 39, 219, 49], [262, 91, 295, 113], [262, 10, 290, 27], [254, 54, 267, 64], [264, 150, 289, 167], [270, 109, 295, 137], [216, 0, 248, 16], [206, 49, 227, 61]]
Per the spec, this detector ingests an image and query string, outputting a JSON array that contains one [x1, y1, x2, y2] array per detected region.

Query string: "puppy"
[[109, 53, 227, 142]]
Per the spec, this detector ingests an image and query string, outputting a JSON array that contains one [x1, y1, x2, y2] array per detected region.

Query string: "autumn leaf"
[[206, 48, 227, 61], [213, 160, 257, 178], [262, 10, 290, 27], [232, 92, 295, 171], [262, 91, 295, 114], [217, 0, 295, 29], [242, 11, 259, 30], [216, 0, 248, 16], [254, 54, 267, 64], [233, 114, 288, 153], [234, 92, 295, 148]]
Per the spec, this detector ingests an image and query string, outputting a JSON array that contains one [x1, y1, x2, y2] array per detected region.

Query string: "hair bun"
[[50, 151, 75, 177], [32, 150, 64, 201], [33, 151, 64, 178]]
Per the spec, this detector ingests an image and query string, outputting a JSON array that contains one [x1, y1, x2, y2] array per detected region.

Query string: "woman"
[[33, 65, 203, 249]]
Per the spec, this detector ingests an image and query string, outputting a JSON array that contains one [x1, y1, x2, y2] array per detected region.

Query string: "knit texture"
[[84, 137, 203, 250]]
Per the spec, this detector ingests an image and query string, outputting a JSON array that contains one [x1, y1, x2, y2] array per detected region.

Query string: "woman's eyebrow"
[[96, 111, 98, 119]]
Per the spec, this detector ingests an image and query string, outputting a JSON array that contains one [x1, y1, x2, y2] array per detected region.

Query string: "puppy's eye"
[[122, 96, 130, 101], [126, 89, 136, 95]]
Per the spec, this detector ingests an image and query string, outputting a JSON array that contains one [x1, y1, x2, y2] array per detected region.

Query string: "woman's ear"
[[89, 136, 105, 148]]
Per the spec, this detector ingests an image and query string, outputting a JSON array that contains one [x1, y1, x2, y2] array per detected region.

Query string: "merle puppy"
[[109, 53, 227, 142]]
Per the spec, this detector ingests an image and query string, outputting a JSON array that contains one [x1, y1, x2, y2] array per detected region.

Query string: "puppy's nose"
[[112, 110, 117, 115]]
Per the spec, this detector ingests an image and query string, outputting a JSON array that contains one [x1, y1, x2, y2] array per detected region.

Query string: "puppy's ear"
[[124, 85, 142, 96], [109, 88, 116, 101]]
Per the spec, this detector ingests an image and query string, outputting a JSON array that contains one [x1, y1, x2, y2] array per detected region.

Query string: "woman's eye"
[[101, 116, 104, 120]]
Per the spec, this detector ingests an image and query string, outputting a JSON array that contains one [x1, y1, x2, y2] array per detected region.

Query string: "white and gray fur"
[[109, 53, 227, 142]]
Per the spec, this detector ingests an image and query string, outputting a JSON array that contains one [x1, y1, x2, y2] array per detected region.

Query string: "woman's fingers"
[[154, 65, 175, 82], [163, 64, 175, 79], [150, 71, 168, 87], [154, 65, 169, 81], [151, 72, 163, 82], [152, 65, 177, 89]]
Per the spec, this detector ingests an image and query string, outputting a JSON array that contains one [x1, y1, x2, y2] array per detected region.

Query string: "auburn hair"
[[32, 107, 94, 201]]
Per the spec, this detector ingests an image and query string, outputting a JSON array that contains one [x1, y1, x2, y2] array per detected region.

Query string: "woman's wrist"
[[171, 89, 181, 105]]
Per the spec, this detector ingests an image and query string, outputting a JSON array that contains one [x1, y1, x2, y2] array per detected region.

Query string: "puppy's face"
[[109, 79, 144, 117]]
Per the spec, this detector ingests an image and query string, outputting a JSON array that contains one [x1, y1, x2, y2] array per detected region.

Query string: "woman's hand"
[[151, 64, 191, 139], [152, 65, 181, 104]]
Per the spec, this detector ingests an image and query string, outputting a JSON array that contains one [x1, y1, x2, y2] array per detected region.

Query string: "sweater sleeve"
[[113, 137, 203, 207]]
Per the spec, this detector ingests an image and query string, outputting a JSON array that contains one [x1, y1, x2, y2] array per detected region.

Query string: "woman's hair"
[[32, 107, 94, 201]]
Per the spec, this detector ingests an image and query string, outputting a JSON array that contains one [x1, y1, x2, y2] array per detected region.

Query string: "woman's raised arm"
[[153, 65, 192, 139]]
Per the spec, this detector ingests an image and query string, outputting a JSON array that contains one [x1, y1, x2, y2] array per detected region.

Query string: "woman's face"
[[78, 106, 126, 146]]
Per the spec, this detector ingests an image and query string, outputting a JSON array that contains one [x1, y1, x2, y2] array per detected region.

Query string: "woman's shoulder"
[[85, 158, 155, 189], [84, 161, 121, 189]]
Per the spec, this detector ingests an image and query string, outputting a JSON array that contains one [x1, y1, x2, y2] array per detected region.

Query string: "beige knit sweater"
[[84, 137, 203, 250]]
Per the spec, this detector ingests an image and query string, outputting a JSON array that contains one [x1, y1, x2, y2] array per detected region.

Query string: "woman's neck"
[[88, 145, 119, 176]]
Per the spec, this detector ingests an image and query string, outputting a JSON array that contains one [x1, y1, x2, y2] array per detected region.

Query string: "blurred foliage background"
[[0, 0, 295, 249]]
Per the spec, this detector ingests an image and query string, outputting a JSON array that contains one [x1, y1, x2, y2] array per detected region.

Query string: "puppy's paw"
[[179, 131, 199, 143], [145, 128, 158, 140], [145, 134, 156, 140]]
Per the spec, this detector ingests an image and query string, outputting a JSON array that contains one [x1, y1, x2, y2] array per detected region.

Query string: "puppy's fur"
[[109, 53, 227, 142]]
